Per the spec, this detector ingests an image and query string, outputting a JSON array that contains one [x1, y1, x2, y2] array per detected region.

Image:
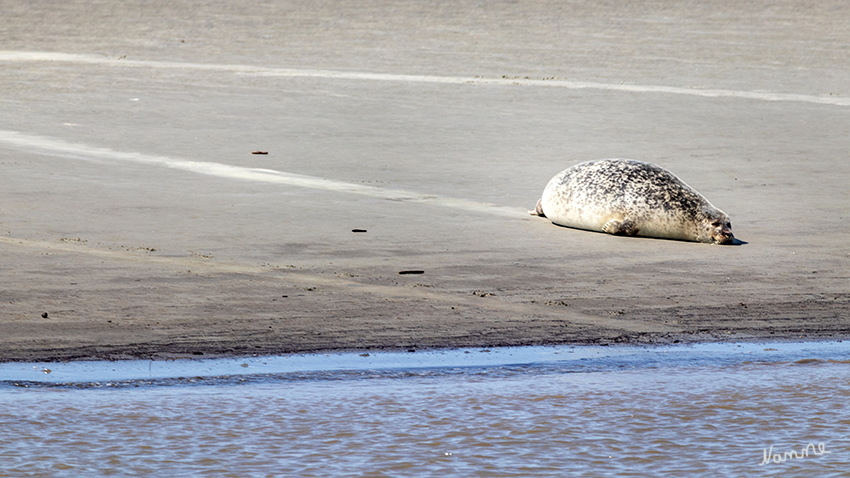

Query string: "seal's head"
[[697, 211, 734, 244]]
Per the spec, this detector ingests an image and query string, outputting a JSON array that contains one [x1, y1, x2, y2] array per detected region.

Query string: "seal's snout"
[[708, 218, 734, 244], [713, 228, 734, 245]]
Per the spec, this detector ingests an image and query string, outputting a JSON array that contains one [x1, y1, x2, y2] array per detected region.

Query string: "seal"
[[531, 159, 734, 244]]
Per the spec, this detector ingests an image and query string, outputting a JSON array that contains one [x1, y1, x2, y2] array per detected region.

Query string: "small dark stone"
[[41, 312, 48, 318]]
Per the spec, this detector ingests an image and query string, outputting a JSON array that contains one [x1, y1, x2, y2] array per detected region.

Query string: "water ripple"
[[1, 342, 848, 476]]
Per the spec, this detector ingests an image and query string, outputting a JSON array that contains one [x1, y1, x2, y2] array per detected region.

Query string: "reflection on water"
[[1, 342, 848, 477]]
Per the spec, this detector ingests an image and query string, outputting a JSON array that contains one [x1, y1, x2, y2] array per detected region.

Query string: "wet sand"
[[1, 0, 848, 362]]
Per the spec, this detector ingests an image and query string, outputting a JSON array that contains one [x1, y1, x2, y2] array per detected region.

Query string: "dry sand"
[[1, 0, 848, 362]]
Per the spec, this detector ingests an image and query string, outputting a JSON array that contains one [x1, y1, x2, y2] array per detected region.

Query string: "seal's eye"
[[711, 221, 721, 227]]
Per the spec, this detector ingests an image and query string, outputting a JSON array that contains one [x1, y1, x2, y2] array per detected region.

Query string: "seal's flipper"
[[602, 219, 639, 236], [529, 199, 546, 217]]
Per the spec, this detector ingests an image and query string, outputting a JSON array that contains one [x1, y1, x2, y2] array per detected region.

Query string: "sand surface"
[[1, 0, 848, 362]]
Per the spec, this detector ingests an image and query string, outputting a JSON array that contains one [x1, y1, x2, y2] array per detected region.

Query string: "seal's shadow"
[[550, 223, 748, 245]]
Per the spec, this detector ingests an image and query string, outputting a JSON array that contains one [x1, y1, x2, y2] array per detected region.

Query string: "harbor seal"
[[531, 159, 734, 244]]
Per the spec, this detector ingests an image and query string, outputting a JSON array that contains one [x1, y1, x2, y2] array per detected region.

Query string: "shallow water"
[[1, 342, 848, 477]]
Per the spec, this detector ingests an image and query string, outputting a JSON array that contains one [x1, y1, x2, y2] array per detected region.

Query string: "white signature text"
[[761, 442, 830, 465]]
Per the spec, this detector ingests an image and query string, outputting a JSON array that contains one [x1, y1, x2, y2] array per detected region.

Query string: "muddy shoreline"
[[5, 332, 849, 365]]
